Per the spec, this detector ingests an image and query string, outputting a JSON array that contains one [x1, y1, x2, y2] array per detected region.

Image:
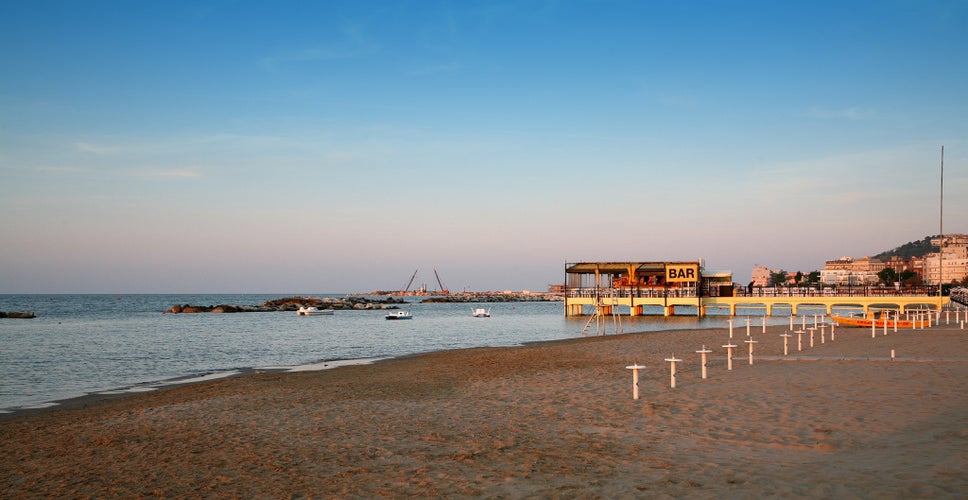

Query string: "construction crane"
[[400, 269, 418, 295], [434, 268, 449, 294]]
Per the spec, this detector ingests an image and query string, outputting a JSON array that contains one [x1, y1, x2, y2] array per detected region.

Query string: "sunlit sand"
[[1, 322, 965, 497]]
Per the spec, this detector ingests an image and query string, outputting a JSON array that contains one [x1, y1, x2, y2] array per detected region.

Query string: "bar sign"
[[666, 264, 698, 282]]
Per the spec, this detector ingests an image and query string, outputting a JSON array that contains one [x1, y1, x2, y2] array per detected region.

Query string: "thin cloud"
[[259, 23, 377, 71], [74, 142, 124, 154], [803, 106, 877, 120], [657, 94, 700, 109], [131, 169, 204, 179], [406, 61, 462, 75]]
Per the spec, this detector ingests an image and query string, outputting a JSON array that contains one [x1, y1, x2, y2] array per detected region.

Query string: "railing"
[[737, 285, 940, 298], [566, 285, 944, 299], [565, 288, 698, 299], [952, 288, 968, 306]]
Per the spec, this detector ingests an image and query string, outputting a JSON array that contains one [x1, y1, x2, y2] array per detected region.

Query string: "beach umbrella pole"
[[664, 355, 683, 388], [696, 346, 712, 379], [745, 338, 758, 365], [625, 364, 646, 400], [723, 344, 737, 371]]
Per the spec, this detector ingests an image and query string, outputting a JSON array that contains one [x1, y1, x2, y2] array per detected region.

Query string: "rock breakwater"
[[0, 311, 36, 319], [165, 296, 407, 314]]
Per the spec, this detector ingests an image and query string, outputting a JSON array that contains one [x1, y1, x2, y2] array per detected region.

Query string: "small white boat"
[[297, 306, 335, 316], [385, 311, 413, 320], [472, 307, 491, 318]]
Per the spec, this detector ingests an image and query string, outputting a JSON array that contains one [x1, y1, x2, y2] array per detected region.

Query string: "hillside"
[[873, 235, 940, 260]]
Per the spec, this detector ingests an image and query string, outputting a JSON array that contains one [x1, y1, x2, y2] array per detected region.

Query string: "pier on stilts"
[[564, 261, 949, 318]]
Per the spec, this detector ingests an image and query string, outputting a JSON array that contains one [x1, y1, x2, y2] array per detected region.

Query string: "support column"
[[664, 305, 675, 317]]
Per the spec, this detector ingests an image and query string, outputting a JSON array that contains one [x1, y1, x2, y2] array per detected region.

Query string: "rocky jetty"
[[420, 293, 559, 303], [0, 311, 36, 319], [165, 296, 407, 314]]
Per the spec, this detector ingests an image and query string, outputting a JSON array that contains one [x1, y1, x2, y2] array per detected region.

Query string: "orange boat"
[[830, 311, 924, 329]]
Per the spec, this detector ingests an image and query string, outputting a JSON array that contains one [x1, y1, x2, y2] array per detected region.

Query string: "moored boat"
[[385, 311, 413, 320], [829, 311, 922, 329], [296, 306, 335, 316], [472, 307, 491, 318]]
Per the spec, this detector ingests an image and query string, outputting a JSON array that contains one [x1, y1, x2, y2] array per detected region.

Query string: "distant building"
[[750, 265, 771, 287], [750, 264, 809, 286], [923, 234, 968, 285], [821, 256, 882, 286]]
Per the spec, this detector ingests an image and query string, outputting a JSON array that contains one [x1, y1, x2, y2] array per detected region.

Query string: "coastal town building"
[[820, 256, 883, 286], [816, 234, 968, 286], [750, 264, 811, 286], [750, 265, 771, 287], [882, 255, 919, 277], [923, 235, 968, 285]]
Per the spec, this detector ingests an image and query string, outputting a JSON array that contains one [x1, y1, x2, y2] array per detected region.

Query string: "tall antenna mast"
[[939, 145, 944, 299]]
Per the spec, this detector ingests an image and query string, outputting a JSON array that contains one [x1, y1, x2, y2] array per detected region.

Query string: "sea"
[[0, 294, 822, 413]]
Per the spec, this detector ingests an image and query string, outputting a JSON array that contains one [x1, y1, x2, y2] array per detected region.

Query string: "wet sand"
[[2, 321, 966, 498]]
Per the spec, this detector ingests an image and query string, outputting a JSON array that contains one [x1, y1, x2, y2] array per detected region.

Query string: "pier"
[[564, 261, 949, 317]]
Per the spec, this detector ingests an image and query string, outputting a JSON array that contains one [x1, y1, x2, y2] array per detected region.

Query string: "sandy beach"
[[2, 320, 966, 498]]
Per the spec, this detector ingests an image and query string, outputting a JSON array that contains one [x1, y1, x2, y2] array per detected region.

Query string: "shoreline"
[[0, 314, 739, 416], [0, 318, 737, 418], [0, 357, 390, 420], [2, 322, 965, 497], [2, 317, 963, 419]]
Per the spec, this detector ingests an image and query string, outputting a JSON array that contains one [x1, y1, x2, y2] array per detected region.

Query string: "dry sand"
[[2, 320, 966, 498]]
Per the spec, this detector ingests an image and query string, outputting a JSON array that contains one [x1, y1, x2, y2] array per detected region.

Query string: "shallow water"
[[0, 294, 834, 410]]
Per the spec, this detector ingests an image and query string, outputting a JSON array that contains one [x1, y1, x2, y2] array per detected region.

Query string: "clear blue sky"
[[2, 0, 966, 293]]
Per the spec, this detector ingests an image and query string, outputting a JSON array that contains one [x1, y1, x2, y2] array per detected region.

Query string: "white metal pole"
[[665, 356, 682, 388], [745, 338, 758, 365], [723, 344, 737, 370], [697, 346, 712, 380], [626, 364, 646, 400]]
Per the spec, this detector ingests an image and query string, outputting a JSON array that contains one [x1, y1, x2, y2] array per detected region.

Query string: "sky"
[[1, 0, 966, 294]]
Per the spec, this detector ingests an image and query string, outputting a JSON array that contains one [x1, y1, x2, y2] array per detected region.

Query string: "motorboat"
[[385, 311, 413, 320], [297, 306, 335, 316], [472, 307, 491, 318]]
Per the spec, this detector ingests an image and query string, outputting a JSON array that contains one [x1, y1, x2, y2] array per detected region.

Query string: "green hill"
[[873, 235, 940, 260]]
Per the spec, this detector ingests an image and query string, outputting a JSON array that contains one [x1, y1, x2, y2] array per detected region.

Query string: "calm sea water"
[[0, 294, 821, 411]]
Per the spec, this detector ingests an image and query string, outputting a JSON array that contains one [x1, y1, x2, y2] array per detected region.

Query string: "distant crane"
[[434, 268, 449, 294], [400, 269, 418, 295]]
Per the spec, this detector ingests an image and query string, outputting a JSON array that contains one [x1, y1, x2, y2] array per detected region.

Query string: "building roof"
[[565, 261, 700, 274]]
